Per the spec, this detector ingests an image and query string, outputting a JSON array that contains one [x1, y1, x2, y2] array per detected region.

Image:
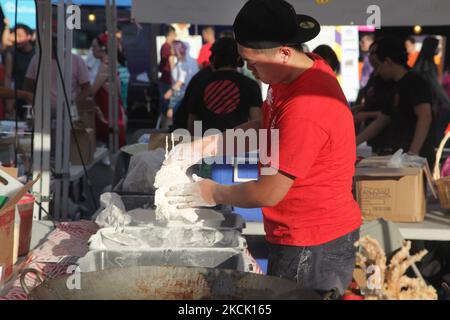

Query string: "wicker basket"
[[433, 130, 450, 209]]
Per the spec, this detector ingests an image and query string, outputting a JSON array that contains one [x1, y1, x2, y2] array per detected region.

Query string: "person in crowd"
[[172, 30, 237, 130], [197, 26, 216, 69], [405, 36, 419, 68], [158, 25, 176, 126], [413, 37, 450, 143], [116, 27, 130, 112], [356, 36, 435, 166], [23, 25, 92, 159], [4, 23, 35, 119], [1, 19, 13, 54], [359, 33, 375, 88], [353, 43, 396, 154], [161, 40, 198, 129], [186, 37, 262, 134], [166, 0, 362, 296], [89, 32, 126, 147], [313, 44, 340, 75]]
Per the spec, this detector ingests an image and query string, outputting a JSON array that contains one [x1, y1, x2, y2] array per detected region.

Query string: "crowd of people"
[[0, 17, 449, 168], [354, 34, 450, 168], [0, 19, 130, 150], [156, 22, 450, 171]]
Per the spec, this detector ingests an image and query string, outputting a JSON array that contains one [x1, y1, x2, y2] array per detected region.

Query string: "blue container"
[[256, 259, 268, 275], [209, 153, 263, 222]]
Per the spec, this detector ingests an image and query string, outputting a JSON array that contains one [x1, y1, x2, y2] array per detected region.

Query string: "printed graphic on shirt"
[[203, 80, 241, 114]]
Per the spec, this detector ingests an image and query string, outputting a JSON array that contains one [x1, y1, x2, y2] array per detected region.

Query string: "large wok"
[[21, 266, 322, 300]]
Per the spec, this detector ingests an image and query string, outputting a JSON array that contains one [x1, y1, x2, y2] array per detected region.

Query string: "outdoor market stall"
[[1, 0, 450, 301]]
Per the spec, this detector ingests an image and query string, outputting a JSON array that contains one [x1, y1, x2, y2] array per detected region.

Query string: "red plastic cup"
[[17, 194, 35, 256]]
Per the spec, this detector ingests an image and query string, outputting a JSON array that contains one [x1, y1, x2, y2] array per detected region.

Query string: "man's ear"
[[280, 47, 293, 63]]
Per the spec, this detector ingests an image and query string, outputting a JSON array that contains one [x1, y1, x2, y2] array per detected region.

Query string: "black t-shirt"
[[11, 46, 35, 90], [362, 75, 396, 152], [173, 67, 213, 130], [186, 70, 262, 133], [381, 71, 435, 164], [364, 75, 396, 113]]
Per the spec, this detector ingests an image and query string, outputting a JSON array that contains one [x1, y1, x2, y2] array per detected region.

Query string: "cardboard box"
[[355, 156, 434, 223], [0, 173, 40, 285], [70, 128, 95, 166]]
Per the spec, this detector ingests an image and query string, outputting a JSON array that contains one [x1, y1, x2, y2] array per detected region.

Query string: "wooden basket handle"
[[433, 125, 450, 180]]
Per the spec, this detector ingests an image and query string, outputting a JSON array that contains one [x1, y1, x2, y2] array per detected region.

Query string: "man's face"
[[15, 28, 31, 47], [202, 29, 214, 43], [167, 31, 176, 43], [238, 45, 287, 85], [370, 53, 392, 80], [91, 39, 104, 59], [360, 36, 374, 53], [405, 40, 415, 54]]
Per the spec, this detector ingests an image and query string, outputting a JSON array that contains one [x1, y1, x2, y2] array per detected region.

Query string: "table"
[[243, 209, 450, 241]]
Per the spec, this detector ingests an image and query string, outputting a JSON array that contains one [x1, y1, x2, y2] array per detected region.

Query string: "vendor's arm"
[[356, 114, 391, 145], [354, 111, 381, 123], [408, 103, 432, 155], [213, 171, 293, 207]]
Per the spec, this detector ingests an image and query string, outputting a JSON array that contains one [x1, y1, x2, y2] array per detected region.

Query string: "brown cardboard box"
[[70, 128, 95, 166], [355, 156, 433, 222], [0, 175, 40, 285]]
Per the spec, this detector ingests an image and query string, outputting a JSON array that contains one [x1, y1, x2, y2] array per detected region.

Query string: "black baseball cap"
[[233, 0, 321, 49]]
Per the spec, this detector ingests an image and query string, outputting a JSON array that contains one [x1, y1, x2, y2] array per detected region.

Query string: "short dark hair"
[[164, 25, 176, 37], [372, 36, 408, 67], [405, 36, 416, 44], [202, 26, 215, 33], [313, 44, 340, 73], [210, 37, 242, 69], [15, 23, 33, 36], [361, 33, 375, 42], [219, 30, 235, 39], [286, 43, 304, 53]]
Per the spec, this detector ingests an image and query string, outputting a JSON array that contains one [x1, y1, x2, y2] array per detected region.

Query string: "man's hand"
[[164, 135, 218, 171], [166, 174, 218, 209]]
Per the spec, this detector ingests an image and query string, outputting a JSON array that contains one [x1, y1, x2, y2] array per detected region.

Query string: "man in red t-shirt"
[[165, 0, 362, 296], [197, 26, 216, 69]]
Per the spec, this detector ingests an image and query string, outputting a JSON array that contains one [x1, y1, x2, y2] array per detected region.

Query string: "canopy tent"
[[131, 0, 450, 27], [51, 0, 130, 6]]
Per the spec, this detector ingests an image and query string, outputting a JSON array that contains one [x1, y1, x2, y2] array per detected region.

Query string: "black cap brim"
[[294, 14, 321, 44]]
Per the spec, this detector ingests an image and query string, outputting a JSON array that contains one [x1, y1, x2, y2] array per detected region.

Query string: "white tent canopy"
[[132, 0, 450, 27]]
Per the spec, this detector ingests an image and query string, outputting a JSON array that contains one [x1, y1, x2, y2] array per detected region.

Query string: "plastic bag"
[[387, 149, 426, 168], [122, 148, 166, 193], [95, 192, 131, 231]]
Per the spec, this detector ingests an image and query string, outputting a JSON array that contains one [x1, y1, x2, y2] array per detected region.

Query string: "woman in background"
[[414, 37, 450, 143], [91, 32, 126, 147]]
